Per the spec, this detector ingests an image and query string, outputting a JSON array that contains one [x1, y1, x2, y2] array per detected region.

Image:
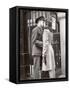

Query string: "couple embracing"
[[31, 16, 55, 79]]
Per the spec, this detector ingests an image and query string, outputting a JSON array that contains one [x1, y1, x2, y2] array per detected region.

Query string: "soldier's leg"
[[33, 56, 41, 79]]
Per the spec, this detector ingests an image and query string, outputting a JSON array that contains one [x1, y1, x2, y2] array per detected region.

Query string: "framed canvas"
[[9, 6, 68, 84]]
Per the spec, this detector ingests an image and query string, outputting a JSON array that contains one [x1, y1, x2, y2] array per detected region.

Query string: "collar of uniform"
[[37, 26, 43, 35], [37, 26, 43, 32]]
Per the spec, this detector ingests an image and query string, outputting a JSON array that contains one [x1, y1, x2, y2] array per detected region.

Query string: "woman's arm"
[[42, 29, 49, 56]]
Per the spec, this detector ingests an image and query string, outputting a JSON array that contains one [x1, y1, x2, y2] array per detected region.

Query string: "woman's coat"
[[42, 29, 55, 71]]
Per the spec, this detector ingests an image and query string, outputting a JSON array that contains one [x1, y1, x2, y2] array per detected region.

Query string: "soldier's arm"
[[32, 29, 43, 47], [31, 29, 37, 44], [35, 40, 43, 47]]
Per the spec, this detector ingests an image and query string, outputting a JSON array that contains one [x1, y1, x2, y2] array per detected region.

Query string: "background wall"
[[57, 13, 66, 77], [0, 0, 70, 90]]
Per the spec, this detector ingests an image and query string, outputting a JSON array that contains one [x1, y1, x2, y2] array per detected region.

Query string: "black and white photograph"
[[19, 8, 68, 81], [0, 0, 70, 89]]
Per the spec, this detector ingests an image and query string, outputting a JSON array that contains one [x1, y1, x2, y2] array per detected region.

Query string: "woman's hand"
[[42, 55, 47, 65]]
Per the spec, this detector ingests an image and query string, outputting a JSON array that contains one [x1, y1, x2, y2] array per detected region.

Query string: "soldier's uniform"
[[31, 26, 43, 79]]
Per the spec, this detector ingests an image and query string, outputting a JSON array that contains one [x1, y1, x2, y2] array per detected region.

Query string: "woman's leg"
[[49, 69, 55, 78], [41, 71, 49, 79]]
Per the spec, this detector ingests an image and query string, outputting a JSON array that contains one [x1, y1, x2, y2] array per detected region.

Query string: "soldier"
[[31, 16, 45, 79]]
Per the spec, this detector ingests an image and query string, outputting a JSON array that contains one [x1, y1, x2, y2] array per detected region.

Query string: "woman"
[[42, 27, 56, 78]]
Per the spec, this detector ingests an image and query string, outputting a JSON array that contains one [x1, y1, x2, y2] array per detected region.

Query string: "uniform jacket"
[[31, 26, 43, 56]]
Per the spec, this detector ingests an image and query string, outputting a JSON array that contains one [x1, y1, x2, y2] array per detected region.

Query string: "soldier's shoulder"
[[32, 26, 38, 33]]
